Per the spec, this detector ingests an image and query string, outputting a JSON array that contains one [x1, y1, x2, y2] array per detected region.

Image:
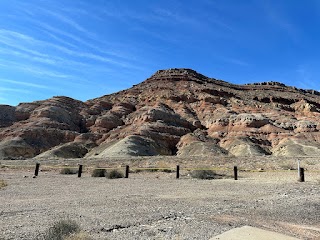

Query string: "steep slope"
[[1, 68, 320, 159]]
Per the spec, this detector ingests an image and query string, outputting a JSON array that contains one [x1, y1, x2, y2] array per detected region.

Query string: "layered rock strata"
[[1, 68, 320, 159]]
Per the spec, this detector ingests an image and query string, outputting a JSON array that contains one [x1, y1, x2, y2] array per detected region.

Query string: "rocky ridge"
[[1, 68, 320, 159]]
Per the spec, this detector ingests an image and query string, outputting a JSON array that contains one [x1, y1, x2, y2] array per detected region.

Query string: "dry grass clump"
[[37, 219, 80, 240], [0, 179, 8, 189], [91, 168, 106, 177], [60, 168, 78, 175], [190, 170, 217, 180], [106, 169, 124, 179]]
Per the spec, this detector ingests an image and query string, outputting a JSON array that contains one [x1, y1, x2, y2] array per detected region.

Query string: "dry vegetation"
[[0, 156, 319, 240], [0, 179, 7, 189]]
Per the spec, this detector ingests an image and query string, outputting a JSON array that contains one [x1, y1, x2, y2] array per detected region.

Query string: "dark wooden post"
[[125, 165, 129, 178], [34, 163, 40, 176], [78, 165, 83, 178], [234, 166, 238, 180], [176, 165, 180, 179], [299, 167, 305, 182]]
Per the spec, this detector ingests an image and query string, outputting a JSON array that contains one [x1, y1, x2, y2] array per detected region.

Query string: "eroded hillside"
[[1, 68, 320, 159]]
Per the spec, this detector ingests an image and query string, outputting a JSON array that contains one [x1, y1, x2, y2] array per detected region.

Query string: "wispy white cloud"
[[0, 45, 96, 75], [0, 29, 50, 58], [0, 87, 31, 94], [0, 29, 140, 70], [14, 2, 139, 61], [222, 57, 251, 67], [32, 19, 137, 61], [0, 47, 57, 65], [0, 78, 49, 89], [20, 66, 72, 79], [151, 2, 235, 33], [34, 7, 90, 35], [40, 29, 79, 49], [18, 3, 116, 48], [261, 1, 298, 41], [0, 59, 72, 79]]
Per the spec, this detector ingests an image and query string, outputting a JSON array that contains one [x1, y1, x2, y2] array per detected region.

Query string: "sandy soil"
[[0, 160, 319, 240]]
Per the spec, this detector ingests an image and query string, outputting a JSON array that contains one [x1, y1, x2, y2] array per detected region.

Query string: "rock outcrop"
[[1, 68, 320, 159]]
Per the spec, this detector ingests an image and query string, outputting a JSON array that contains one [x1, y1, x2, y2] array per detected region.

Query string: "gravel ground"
[[0, 169, 319, 240]]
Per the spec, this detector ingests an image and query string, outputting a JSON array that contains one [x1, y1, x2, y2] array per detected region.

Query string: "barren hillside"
[[1, 68, 320, 160]]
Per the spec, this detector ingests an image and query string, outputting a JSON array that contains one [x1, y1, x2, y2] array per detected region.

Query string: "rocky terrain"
[[1, 170, 319, 240], [1, 68, 320, 160]]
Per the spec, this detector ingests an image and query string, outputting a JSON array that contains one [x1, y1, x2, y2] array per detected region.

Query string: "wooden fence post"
[[125, 165, 129, 178], [234, 166, 238, 180], [34, 163, 40, 176], [78, 165, 83, 178], [299, 167, 305, 182], [176, 165, 180, 179]]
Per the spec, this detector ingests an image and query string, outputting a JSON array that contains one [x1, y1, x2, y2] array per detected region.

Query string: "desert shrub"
[[161, 168, 174, 173], [106, 169, 124, 179], [130, 168, 158, 173], [60, 168, 78, 175], [91, 168, 106, 177], [0, 179, 7, 189], [190, 170, 217, 180], [40, 219, 80, 240]]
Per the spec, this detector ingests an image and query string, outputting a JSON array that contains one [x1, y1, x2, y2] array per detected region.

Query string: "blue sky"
[[0, 0, 320, 106]]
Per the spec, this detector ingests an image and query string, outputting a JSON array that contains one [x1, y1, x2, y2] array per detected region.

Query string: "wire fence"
[[1, 162, 319, 182]]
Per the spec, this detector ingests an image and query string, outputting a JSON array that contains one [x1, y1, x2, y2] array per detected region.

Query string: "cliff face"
[[1, 68, 320, 159]]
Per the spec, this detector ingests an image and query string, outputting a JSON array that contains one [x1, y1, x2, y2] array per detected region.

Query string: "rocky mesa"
[[1, 68, 320, 160]]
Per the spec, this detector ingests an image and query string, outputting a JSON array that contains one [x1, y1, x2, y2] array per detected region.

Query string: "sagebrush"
[[190, 170, 217, 180], [60, 168, 78, 175], [91, 168, 106, 177], [106, 169, 124, 179], [37, 219, 80, 240]]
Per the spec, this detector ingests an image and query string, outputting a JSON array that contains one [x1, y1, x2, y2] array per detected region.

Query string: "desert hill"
[[1, 68, 320, 160]]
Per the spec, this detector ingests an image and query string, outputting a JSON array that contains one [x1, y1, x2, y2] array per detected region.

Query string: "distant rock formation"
[[1, 68, 320, 159]]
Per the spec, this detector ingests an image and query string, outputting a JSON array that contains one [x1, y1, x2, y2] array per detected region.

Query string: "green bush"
[[190, 170, 217, 180], [91, 168, 106, 177], [107, 169, 124, 179], [40, 219, 80, 240], [60, 168, 78, 175]]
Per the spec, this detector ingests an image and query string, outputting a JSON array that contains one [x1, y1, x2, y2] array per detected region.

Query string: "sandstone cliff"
[[1, 68, 320, 159]]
